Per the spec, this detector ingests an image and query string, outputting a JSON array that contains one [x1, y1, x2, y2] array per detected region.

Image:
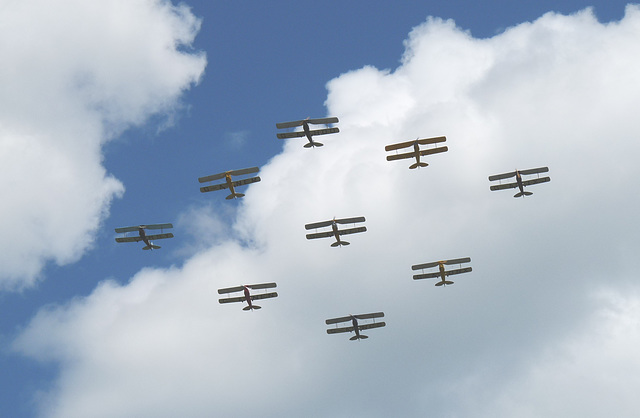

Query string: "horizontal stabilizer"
[[350, 335, 368, 340], [303, 141, 323, 148], [330, 241, 350, 247], [243, 305, 261, 311], [435, 280, 455, 286]]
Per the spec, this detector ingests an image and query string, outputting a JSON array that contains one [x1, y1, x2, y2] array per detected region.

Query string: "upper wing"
[[488, 171, 517, 181], [306, 117, 339, 125], [306, 231, 334, 240], [335, 216, 366, 225], [358, 321, 386, 331], [143, 223, 173, 230], [522, 176, 550, 187], [114, 226, 139, 233], [115, 236, 143, 243], [417, 136, 447, 146], [251, 292, 278, 301], [444, 257, 471, 265], [198, 172, 228, 183], [246, 282, 277, 290], [218, 285, 245, 294], [519, 166, 549, 176], [353, 312, 384, 320], [337, 226, 367, 236], [276, 117, 339, 129], [444, 267, 472, 276], [145, 233, 174, 240], [276, 120, 304, 129], [325, 316, 353, 325], [305, 220, 334, 230], [412, 261, 441, 270], [229, 167, 260, 177]]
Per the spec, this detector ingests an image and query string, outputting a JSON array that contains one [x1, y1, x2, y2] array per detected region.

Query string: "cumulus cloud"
[[0, 0, 206, 289], [13, 5, 640, 417]]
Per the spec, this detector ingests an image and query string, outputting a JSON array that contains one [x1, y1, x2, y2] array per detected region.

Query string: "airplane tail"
[[435, 280, 454, 287], [303, 141, 324, 148], [350, 335, 368, 341], [226, 193, 245, 200], [409, 162, 428, 169], [331, 241, 350, 247], [142, 244, 161, 250], [514, 191, 533, 198], [243, 305, 261, 311]]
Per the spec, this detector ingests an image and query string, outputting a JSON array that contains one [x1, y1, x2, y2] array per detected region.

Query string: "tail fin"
[[409, 162, 428, 169], [142, 244, 161, 250], [514, 191, 533, 198], [226, 193, 245, 200], [303, 141, 324, 148], [350, 335, 369, 341], [435, 280, 454, 286], [331, 241, 350, 247]]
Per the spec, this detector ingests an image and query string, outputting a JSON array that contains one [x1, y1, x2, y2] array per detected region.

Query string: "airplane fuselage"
[[138, 227, 152, 247], [413, 141, 421, 164], [351, 316, 361, 339], [243, 286, 254, 309], [225, 173, 236, 196]]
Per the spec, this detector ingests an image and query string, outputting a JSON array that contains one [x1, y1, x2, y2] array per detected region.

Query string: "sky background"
[[1, 1, 639, 417]]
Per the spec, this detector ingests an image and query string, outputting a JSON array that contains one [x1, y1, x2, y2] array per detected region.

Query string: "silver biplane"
[[385, 136, 448, 169], [198, 167, 261, 199], [488, 167, 550, 198], [114, 223, 174, 250], [305, 216, 366, 247], [276, 117, 339, 148], [326, 312, 386, 341], [218, 283, 278, 311], [412, 257, 472, 286]]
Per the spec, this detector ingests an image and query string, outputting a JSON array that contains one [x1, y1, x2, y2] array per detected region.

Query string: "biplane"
[[114, 223, 173, 250], [385, 136, 448, 169], [326, 312, 386, 341], [276, 117, 339, 148], [412, 257, 472, 286], [488, 167, 550, 198], [218, 283, 278, 311], [198, 167, 261, 199], [305, 216, 366, 247]]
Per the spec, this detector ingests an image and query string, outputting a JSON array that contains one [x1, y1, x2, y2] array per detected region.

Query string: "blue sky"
[[1, 1, 639, 417]]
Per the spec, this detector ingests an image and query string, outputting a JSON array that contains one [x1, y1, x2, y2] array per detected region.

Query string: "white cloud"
[[13, 5, 640, 417], [0, 0, 206, 289]]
